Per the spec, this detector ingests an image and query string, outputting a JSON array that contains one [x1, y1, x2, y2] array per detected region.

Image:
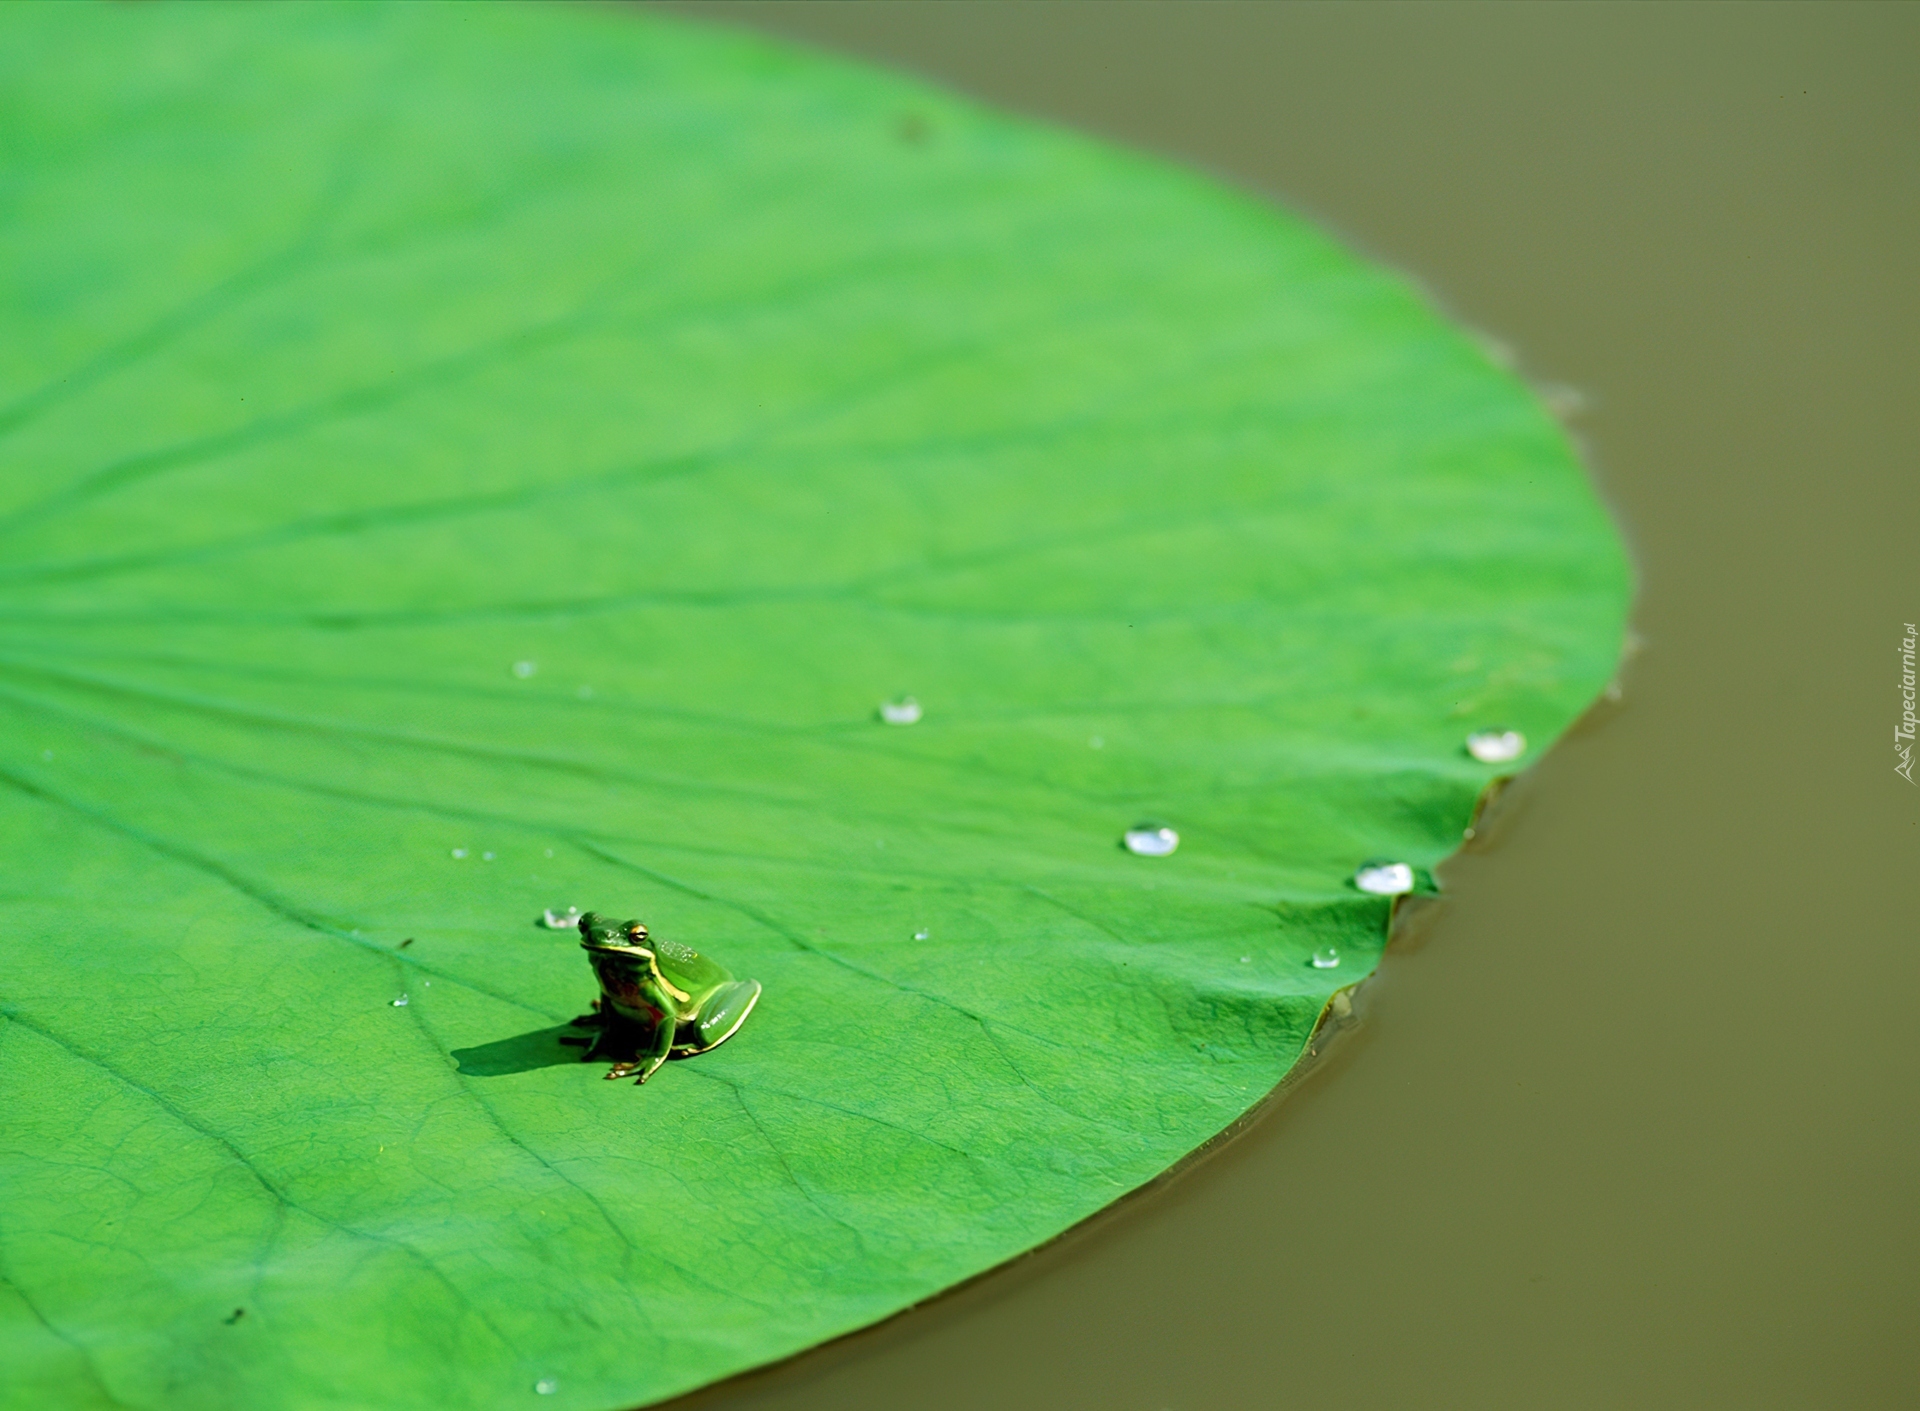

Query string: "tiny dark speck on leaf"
[[399, 938, 413, 948], [224, 1308, 245, 1324]]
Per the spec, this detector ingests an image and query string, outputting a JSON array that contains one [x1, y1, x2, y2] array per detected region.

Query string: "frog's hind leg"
[[672, 979, 762, 1057]]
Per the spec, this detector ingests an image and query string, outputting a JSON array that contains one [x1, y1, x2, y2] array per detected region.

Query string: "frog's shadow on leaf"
[[451, 1026, 581, 1077]]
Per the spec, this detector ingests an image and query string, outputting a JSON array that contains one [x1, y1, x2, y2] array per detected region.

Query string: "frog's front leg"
[[605, 980, 677, 1085], [576, 1020, 617, 1062], [559, 997, 604, 1050]]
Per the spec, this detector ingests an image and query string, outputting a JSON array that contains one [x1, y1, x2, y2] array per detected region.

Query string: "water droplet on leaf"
[[451, 848, 467, 860], [512, 661, 536, 679], [391, 995, 409, 1007], [878, 696, 922, 725], [1465, 728, 1525, 763], [1311, 948, 1340, 969], [535, 1378, 558, 1395], [1353, 861, 1415, 895], [1123, 824, 1179, 857], [1089, 735, 1104, 749], [542, 907, 582, 930], [913, 928, 930, 941]]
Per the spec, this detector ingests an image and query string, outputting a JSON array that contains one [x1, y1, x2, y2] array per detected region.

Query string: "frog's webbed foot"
[[604, 1061, 639, 1080], [631, 1054, 668, 1086]]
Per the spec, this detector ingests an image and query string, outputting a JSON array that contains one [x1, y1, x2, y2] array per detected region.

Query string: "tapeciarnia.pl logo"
[[1898, 622, 1917, 784]]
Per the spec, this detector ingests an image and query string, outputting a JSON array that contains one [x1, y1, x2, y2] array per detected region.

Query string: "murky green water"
[[658, 5, 1919, 1406]]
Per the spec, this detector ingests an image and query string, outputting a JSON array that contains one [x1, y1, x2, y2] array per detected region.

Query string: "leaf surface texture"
[[0, 6, 1628, 1407]]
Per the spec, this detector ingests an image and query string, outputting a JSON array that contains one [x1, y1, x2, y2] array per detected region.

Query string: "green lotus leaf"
[[0, 5, 1628, 1408]]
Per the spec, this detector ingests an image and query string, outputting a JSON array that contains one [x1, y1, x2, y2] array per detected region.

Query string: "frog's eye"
[[625, 922, 649, 944]]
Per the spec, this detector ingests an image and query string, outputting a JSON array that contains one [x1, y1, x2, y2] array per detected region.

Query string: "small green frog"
[[563, 912, 761, 1085]]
